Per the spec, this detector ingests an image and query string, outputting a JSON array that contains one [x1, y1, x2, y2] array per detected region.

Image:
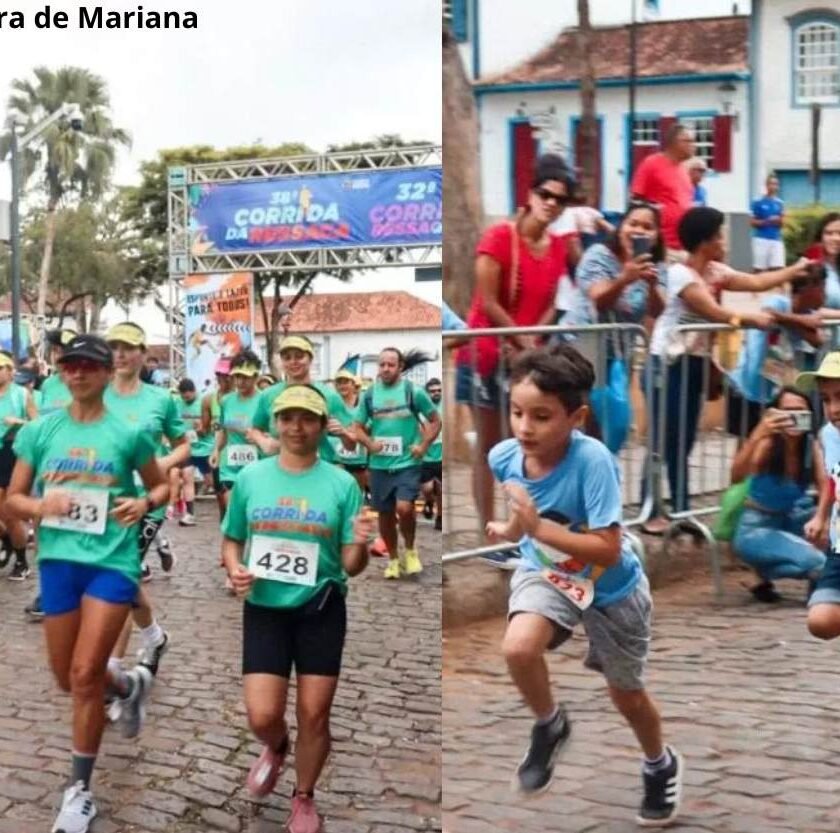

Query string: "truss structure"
[[167, 145, 442, 377]]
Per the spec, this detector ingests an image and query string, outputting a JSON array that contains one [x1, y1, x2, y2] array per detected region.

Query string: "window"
[[404, 362, 429, 386], [678, 116, 714, 168], [795, 21, 840, 104], [310, 342, 323, 380], [632, 118, 659, 145], [446, 0, 468, 42]]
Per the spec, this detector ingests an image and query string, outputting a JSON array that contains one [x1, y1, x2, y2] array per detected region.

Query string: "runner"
[[332, 368, 369, 495], [174, 378, 213, 526], [103, 322, 189, 679], [221, 384, 375, 833], [202, 356, 234, 519], [258, 373, 277, 391], [209, 349, 264, 513], [0, 350, 39, 580], [6, 333, 166, 833], [249, 335, 357, 465], [354, 348, 441, 579], [486, 343, 682, 826], [420, 377, 443, 531]]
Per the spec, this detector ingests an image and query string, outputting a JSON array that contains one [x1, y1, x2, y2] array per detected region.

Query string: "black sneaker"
[[637, 746, 683, 827], [8, 561, 30, 581], [137, 631, 169, 677], [157, 538, 175, 573], [751, 580, 782, 603], [24, 595, 44, 621], [422, 501, 434, 520], [514, 707, 571, 794], [141, 562, 152, 583]]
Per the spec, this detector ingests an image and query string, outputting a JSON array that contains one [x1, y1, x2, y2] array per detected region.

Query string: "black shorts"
[[342, 463, 368, 474], [421, 462, 442, 484], [189, 456, 211, 476], [0, 439, 16, 489], [212, 466, 221, 493], [242, 584, 347, 678], [137, 514, 165, 563]]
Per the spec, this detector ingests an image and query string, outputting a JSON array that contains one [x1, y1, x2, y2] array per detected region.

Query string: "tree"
[[576, 0, 599, 202], [0, 67, 131, 318], [442, 26, 483, 315]]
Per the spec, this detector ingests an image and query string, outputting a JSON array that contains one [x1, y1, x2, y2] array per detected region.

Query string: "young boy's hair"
[[509, 343, 595, 413], [677, 206, 725, 252]]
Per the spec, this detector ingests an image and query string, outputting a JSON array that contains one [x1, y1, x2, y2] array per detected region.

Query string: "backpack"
[[360, 379, 421, 424]]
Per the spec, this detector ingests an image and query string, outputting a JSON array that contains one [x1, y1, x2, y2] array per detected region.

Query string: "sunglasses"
[[534, 187, 569, 206], [62, 359, 107, 373]]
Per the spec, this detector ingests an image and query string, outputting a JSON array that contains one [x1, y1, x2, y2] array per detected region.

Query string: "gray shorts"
[[508, 569, 652, 691], [369, 465, 422, 513]]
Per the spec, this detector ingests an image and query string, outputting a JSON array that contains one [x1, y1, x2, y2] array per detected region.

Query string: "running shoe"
[[141, 563, 152, 583], [480, 550, 523, 571], [8, 561, 30, 581], [383, 559, 401, 580], [25, 595, 44, 622], [514, 707, 571, 794], [403, 549, 423, 575], [51, 781, 97, 833], [369, 537, 388, 558], [637, 746, 683, 827], [137, 631, 170, 677], [178, 513, 196, 527], [422, 500, 434, 520], [157, 538, 175, 573], [285, 792, 323, 833], [117, 666, 153, 739], [246, 737, 289, 798], [751, 581, 782, 603]]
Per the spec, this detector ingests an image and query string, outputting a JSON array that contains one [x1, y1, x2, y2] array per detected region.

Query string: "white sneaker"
[[178, 513, 196, 527], [51, 781, 97, 833]]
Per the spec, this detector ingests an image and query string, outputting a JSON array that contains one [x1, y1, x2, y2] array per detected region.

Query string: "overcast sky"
[[0, 0, 442, 337]]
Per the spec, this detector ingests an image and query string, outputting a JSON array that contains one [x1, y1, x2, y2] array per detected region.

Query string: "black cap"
[[57, 335, 113, 368], [45, 328, 78, 348]]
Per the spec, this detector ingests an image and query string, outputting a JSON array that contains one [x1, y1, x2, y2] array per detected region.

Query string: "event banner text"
[[0, 6, 198, 29], [188, 167, 443, 255]]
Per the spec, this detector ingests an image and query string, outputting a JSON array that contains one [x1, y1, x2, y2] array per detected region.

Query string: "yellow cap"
[[335, 368, 359, 384], [105, 322, 146, 347], [272, 384, 327, 417], [0, 354, 14, 369], [231, 363, 260, 377], [279, 335, 314, 356], [796, 351, 840, 391]]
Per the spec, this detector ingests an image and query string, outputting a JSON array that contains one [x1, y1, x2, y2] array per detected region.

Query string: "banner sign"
[[183, 272, 254, 387], [188, 167, 442, 255]]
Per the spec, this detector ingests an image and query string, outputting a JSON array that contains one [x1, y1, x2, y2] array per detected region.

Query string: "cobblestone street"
[[443, 565, 840, 833], [0, 501, 442, 833]]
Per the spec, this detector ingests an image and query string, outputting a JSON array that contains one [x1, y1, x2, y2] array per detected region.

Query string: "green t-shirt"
[[179, 396, 213, 457], [329, 394, 367, 467], [358, 379, 438, 471], [39, 373, 72, 416], [0, 383, 28, 442], [423, 398, 443, 464], [105, 382, 187, 519], [219, 390, 262, 483], [221, 457, 361, 609], [252, 380, 352, 464], [13, 410, 156, 582], [32, 389, 43, 412]]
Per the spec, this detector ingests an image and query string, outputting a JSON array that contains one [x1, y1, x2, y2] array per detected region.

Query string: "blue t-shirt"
[[749, 474, 807, 514], [442, 301, 466, 331], [488, 433, 641, 607], [728, 295, 807, 404], [820, 423, 840, 551], [751, 196, 784, 241], [693, 184, 708, 207]]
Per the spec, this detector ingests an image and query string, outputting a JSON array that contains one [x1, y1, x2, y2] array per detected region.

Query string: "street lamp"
[[8, 102, 83, 360]]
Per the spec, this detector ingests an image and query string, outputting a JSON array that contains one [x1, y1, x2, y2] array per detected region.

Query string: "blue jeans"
[[642, 355, 705, 514], [733, 506, 826, 581]]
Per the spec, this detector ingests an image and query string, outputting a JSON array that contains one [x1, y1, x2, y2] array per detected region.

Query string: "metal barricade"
[[441, 322, 652, 565]]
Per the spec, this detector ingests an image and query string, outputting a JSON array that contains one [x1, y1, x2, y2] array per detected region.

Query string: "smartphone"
[[631, 236, 653, 258], [770, 408, 813, 433]]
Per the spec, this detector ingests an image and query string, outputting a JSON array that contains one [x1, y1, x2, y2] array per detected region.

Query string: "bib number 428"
[[249, 535, 318, 587]]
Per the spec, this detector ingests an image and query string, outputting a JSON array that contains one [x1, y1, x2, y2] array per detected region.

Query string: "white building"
[[253, 291, 442, 386]]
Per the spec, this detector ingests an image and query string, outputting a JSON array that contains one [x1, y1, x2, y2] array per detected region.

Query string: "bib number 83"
[[68, 501, 99, 524]]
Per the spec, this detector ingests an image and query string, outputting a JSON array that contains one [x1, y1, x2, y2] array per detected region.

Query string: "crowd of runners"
[[0, 322, 441, 833]]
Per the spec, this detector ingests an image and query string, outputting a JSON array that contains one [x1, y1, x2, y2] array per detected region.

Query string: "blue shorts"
[[809, 553, 840, 607], [454, 363, 506, 410], [40, 560, 139, 616], [369, 466, 422, 513]]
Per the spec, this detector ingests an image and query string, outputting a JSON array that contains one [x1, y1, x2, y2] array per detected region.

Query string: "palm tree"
[[576, 0, 599, 202], [0, 66, 131, 317]]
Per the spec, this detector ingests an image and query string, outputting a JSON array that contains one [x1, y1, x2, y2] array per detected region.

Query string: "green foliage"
[[783, 204, 840, 262]]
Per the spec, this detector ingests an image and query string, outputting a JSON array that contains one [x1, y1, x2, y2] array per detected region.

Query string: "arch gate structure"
[[166, 144, 443, 379]]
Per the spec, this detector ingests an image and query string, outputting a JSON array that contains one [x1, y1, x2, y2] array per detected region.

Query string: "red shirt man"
[[631, 124, 695, 253]]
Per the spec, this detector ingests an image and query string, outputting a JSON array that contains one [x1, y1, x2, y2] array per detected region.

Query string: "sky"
[[0, 0, 443, 339]]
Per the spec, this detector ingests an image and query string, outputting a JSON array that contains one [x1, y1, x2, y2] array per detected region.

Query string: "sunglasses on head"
[[62, 359, 107, 373], [534, 187, 569, 206]]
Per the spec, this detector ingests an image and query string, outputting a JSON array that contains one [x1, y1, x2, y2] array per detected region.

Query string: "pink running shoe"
[[246, 738, 288, 798], [286, 792, 323, 833]]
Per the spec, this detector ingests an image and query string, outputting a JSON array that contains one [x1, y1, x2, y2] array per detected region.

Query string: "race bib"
[[248, 535, 318, 587], [379, 436, 403, 457], [41, 487, 108, 536], [227, 444, 258, 467], [338, 442, 362, 460], [540, 569, 595, 610]]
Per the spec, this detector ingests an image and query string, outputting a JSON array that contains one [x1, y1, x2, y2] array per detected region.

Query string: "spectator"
[[751, 174, 786, 272], [687, 158, 708, 207], [144, 355, 165, 385], [631, 123, 695, 260], [642, 206, 815, 534], [809, 212, 840, 305], [455, 154, 575, 547], [564, 190, 615, 250], [730, 388, 825, 602]]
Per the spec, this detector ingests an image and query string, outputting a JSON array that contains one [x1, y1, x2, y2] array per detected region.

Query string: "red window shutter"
[[513, 122, 537, 210], [632, 143, 658, 172], [658, 117, 677, 149], [712, 115, 732, 173]]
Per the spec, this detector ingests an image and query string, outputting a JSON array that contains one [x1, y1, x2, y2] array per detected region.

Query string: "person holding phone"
[[730, 387, 826, 602]]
